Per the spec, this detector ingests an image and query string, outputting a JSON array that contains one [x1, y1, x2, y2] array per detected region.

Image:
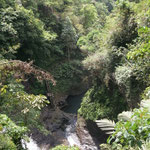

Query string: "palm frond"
[[140, 99, 150, 110], [141, 140, 150, 150], [95, 119, 115, 135], [117, 111, 133, 121]]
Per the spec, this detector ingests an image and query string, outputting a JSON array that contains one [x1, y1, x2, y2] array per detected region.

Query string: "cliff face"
[[76, 116, 109, 150]]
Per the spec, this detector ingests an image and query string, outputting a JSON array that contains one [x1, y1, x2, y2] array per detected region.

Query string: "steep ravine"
[[23, 94, 104, 150]]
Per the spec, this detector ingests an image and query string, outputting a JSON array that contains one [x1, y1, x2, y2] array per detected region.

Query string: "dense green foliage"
[[99, 89, 150, 150], [0, 134, 17, 150], [0, 60, 51, 148], [0, 0, 113, 149], [0, 0, 113, 96], [0, 0, 150, 149], [0, 114, 27, 149], [79, 84, 127, 120], [109, 108, 150, 149], [79, 0, 150, 122]]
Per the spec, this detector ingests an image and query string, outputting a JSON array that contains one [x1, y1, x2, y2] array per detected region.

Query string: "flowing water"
[[65, 117, 81, 147], [65, 117, 98, 150], [64, 93, 98, 150], [22, 138, 41, 150], [22, 137, 49, 150], [63, 93, 84, 114]]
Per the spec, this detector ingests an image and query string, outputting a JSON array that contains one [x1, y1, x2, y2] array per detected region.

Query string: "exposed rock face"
[[52, 81, 90, 109], [76, 117, 109, 150], [53, 93, 68, 108], [41, 106, 72, 132], [28, 108, 108, 150], [31, 106, 73, 149], [76, 117, 99, 150], [86, 120, 109, 145]]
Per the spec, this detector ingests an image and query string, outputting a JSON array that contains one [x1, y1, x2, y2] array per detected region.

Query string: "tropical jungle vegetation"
[[0, 0, 149, 149]]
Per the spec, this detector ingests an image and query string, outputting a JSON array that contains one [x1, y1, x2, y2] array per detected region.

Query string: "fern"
[[95, 119, 115, 135], [96, 111, 133, 135]]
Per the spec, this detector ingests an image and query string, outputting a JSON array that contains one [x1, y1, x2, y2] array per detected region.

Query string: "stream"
[[22, 138, 41, 150], [22, 93, 99, 150], [63, 93, 84, 114], [65, 117, 81, 147]]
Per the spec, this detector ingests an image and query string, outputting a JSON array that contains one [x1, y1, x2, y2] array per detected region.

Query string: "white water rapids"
[[22, 120, 81, 150], [65, 118, 98, 150], [22, 138, 40, 150], [22, 137, 47, 150], [65, 118, 81, 147]]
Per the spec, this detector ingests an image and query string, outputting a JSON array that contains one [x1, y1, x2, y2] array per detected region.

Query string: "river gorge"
[[22, 93, 105, 150]]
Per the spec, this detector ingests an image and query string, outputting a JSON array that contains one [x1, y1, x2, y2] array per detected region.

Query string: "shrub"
[[78, 85, 127, 121], [0, 134, 17, 150], [108, 108, 150, 149]]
